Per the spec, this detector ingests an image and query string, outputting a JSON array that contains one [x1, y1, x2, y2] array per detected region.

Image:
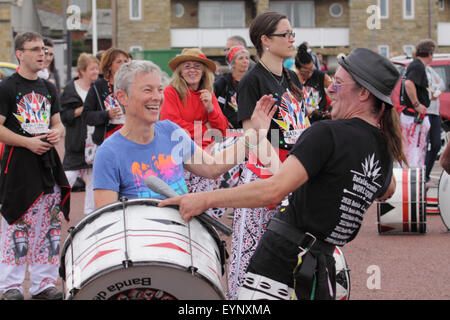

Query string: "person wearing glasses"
[[160, 48, 229, 219], [212, 11, 310, 300], [160, 47, 406, 300], [0, 32, 70, 300], [295, 43, 332, 122]]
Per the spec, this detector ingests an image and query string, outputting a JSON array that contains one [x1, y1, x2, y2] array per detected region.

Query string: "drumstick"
[[145, 176, 232, 236]]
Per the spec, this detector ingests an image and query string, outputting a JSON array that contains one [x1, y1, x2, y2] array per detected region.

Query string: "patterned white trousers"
[[0, 187, 63, 296], [400, 113, 431, 168]]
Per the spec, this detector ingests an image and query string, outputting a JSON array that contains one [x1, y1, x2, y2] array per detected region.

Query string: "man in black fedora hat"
[[160, 47, 407, 300]]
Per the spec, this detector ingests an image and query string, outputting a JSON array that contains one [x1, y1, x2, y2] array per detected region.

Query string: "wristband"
[[413, 101, 420, 108]]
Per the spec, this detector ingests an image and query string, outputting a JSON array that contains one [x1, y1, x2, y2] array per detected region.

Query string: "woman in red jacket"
[[161, 48, 228, 218]]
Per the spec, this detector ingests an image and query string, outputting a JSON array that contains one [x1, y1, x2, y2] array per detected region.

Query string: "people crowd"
[[0, 12, 448, 301]]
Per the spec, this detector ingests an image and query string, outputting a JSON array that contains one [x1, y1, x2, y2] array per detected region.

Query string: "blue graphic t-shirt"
[[93, 120, 196, 200]]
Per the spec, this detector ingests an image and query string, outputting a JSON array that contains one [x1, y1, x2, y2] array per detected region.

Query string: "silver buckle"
[[297, 232, 316, 258]]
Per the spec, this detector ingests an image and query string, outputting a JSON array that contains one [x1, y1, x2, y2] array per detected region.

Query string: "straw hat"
[[168, 48, 216, 73]]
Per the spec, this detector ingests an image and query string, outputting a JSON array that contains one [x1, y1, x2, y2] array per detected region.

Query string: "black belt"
[[267, 218, 336, 300], [267, 218, 335, 256]]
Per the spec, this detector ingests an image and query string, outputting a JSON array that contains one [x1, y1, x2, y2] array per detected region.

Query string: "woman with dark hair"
[[222, 11, 309, 300], [82, 48, 130, 148], [295, 44, 332, 121]]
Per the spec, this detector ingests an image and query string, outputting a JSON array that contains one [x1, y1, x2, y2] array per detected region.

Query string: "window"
[[438, 0, 445, 11], [269, 1, 315, 28], [403, 0, 414, 19], [199, 1, 245, 28], [378, 0, 389, 19], [130, 0, 142, 20], [329, 3, 343, 18], [173, 3, 185, 18], [378, 45, 389, 58], [403, 45, 414, 58]]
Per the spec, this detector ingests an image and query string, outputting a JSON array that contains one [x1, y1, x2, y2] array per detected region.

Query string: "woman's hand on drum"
[[159, 193, 208, 222]]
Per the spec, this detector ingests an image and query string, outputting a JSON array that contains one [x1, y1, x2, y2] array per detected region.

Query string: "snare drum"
[[438, 170, 450, 230], [60, 198, 226, 300], [377, 167, 426, 234], [334, 246, 350, 300]]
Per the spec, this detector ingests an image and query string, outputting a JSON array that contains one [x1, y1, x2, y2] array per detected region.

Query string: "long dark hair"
[[249, 11, 303, 102]]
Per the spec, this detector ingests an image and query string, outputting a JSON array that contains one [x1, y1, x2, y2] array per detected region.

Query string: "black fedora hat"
[[337, 48, 400, 108]]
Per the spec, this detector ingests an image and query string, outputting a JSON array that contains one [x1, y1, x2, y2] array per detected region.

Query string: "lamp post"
[[92, 0, 98, 56], [63, 0, 72, 82]]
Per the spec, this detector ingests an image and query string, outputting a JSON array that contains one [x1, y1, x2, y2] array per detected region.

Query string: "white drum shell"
[[334, 246, 350, 300], [61, 199, 224, 300], [377, 168, 426, 234]]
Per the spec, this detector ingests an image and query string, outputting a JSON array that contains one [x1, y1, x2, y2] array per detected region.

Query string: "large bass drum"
[[377, 168, 426, 234], [60, 198, 227, 300], [438, 170, 450, 231]]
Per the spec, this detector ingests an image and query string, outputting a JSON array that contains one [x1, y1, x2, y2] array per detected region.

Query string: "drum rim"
[[65, 260, 225, 300], [438, 170, 450, 230]]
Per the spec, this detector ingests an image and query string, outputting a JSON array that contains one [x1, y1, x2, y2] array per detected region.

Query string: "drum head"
[[70, 263, 224, 300], [438, 171, 450, 230]]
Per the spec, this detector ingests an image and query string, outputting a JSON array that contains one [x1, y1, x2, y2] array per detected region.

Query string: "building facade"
[[115, 0, 450, 63]]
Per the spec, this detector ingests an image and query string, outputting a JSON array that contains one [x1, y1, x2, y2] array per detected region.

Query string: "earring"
[[266, 47, 270, 51]]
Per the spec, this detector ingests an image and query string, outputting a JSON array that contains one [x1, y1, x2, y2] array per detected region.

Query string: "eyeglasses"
[[269, 31, 296, 39], [20, 46, 49, 54], [182, 64, 202, 71], [328, 78, 356, 93], [299, 67, 315, 76]]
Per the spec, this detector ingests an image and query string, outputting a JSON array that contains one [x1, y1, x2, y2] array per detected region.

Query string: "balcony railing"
[[171, 27, 349, 49]]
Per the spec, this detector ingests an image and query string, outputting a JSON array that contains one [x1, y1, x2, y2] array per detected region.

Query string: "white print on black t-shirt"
[[14, 91, 51, 136], [326, 153, 382, 246], [272, 89, 310, 145]]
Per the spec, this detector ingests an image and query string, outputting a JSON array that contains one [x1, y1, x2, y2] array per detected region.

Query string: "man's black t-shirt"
[[403, 58, 430, 109], [0, 73, 59, 137], [281, 118, 393, 246], [237, 63, 308, 151]]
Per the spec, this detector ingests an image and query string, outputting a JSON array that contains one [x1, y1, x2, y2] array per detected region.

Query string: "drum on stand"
[[60, 198, 227, 300], [334, 246, 350, 300], [438, 170, 450, 231], [377, 167, 426, 234]]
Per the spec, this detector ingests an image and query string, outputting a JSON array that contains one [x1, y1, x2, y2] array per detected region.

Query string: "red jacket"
[[161, 86, 228, 149]]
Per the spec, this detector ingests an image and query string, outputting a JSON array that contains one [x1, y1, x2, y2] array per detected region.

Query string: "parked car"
[[390, 54, 450, 130], [0, 61, 18, 80]]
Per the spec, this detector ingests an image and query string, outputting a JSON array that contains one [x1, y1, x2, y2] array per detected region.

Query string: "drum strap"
[[267, 218, 335, 300]]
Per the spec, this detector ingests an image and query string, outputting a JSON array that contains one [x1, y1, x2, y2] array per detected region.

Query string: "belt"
[[267, 217, 336, 300], [267, 218, 335, 256]]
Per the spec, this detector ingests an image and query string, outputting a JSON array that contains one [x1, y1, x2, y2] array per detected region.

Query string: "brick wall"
[[0, 4, 13, 62]]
